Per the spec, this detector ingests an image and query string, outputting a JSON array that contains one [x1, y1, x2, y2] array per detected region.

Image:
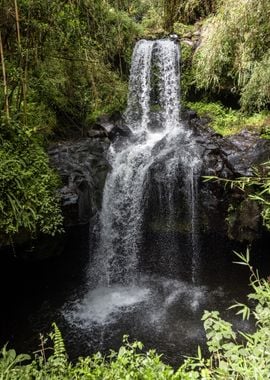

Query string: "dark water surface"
[[1, 226, 268, 367]]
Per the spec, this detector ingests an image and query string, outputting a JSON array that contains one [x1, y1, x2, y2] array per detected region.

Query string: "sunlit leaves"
[[193, 0, 270, 111]]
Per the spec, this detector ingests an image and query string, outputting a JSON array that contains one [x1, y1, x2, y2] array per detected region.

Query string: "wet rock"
[[187, 115, 270, 242], [181, 109, 197, 121], [226, 198, 261, 242], [87, 128, 108, 138], [88, 113, 134, 142], [221, 130, 270, 176], [169, 34, 179, 42], [107, 121, 133, 141], [93, 115, 115, 135], [49, 138, 110, 227], [186, 113, 270, 178], [49, 110, 270, 245], [148, 111, 164, 132]]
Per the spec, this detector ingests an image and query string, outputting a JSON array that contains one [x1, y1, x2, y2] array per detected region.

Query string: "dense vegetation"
[[1, 0, 270, 241], [0, 119, 63, 241], [184, 101, 270, 136], [192, 0, 270, 112]]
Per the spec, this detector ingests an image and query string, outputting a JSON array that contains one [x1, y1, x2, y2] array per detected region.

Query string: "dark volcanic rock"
[[93, 114, 133, 142], [49, 112, 270, 245], [107, 121, 133, 141], [49, 138, 110, 227], [187, 115, 270, 243], [221, 130, 270, 176], [189, 116, 270, 178]]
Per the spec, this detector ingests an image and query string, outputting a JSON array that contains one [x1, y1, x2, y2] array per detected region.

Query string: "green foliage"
[[75, 336, 176, 380], [0, 333, 178, 379], [186, 101, 270, 135], [240, 52, 270, 112], [0, 117, 63, 239], [163, 0, 217, 31], [47, 323, 68, 377], [192, 251, 270, 379], [173, 22, 195, 37], [180, 43, 195, 101], [176, 0, 217, 25], [1, 0, 142, 134], [141, 4, 165, 38], [0, 345, 31, 380], [193, 0, 270, 112]]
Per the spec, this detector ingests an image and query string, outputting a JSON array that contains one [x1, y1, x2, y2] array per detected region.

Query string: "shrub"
[[0, 117, 63, 240], [193, 0, 270, 112], [186, 101, 270, 135]]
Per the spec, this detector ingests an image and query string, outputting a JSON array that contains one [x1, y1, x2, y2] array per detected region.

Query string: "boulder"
[[107, 121, 133, 141], [92, 114, 133, 142]]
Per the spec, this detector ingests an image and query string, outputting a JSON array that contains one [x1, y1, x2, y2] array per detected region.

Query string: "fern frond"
[[47, 323, 68, 376]]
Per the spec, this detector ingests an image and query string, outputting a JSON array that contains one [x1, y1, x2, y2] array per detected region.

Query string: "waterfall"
[[64, 38, 205, 341], [90, 39, 201, 286], [188, 166, 201, 284], [62, 40, 249, 356]]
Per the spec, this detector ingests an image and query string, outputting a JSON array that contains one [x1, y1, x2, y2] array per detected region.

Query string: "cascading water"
[[64, 39, 210, 354], [90, 39, 201, 287]]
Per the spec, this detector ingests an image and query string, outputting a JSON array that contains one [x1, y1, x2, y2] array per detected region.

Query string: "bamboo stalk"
[[14, 0, 21, 50], [23, 57, 28, 124], [0, 31, 9, 118], [23, 0, 32, 123], [15, 0, 27, 122]]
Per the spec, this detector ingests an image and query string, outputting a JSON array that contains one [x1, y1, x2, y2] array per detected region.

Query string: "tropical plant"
[[0, 0, 145, 243], [0, 117, 63, 240], [181, 250, 270, 379], [193, 0, 270, 112], [186, 101, 270, 135], [164, 0, 217, 31]]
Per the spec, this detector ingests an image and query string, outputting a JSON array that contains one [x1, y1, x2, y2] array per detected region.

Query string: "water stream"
[[64, 39, 207, 342], [95, 39, 200, 285]]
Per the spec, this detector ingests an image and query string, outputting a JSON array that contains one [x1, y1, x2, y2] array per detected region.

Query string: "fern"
[[47, 323, 68, 376]]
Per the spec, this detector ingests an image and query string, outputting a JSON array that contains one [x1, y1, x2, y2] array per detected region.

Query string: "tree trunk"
[[0, 31, 9, 118]]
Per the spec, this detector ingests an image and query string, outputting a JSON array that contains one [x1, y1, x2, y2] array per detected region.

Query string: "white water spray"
[[91, 39, 201, 286]]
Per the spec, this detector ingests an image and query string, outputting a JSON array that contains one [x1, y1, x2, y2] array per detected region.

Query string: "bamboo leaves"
[[193, 0, 270, 112], [204, 161, 270, 231]]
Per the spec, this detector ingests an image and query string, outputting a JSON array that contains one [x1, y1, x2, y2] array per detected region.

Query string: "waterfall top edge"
[[136, 38, 179, 44]]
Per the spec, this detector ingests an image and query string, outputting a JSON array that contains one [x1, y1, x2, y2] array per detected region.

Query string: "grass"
[[186, 101, 270, 136]]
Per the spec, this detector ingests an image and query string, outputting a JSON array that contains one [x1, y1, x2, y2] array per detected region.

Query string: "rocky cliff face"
[[49, 113, 270, 245], [186, 111, 270, 242], [48, 137, 110, 227]]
